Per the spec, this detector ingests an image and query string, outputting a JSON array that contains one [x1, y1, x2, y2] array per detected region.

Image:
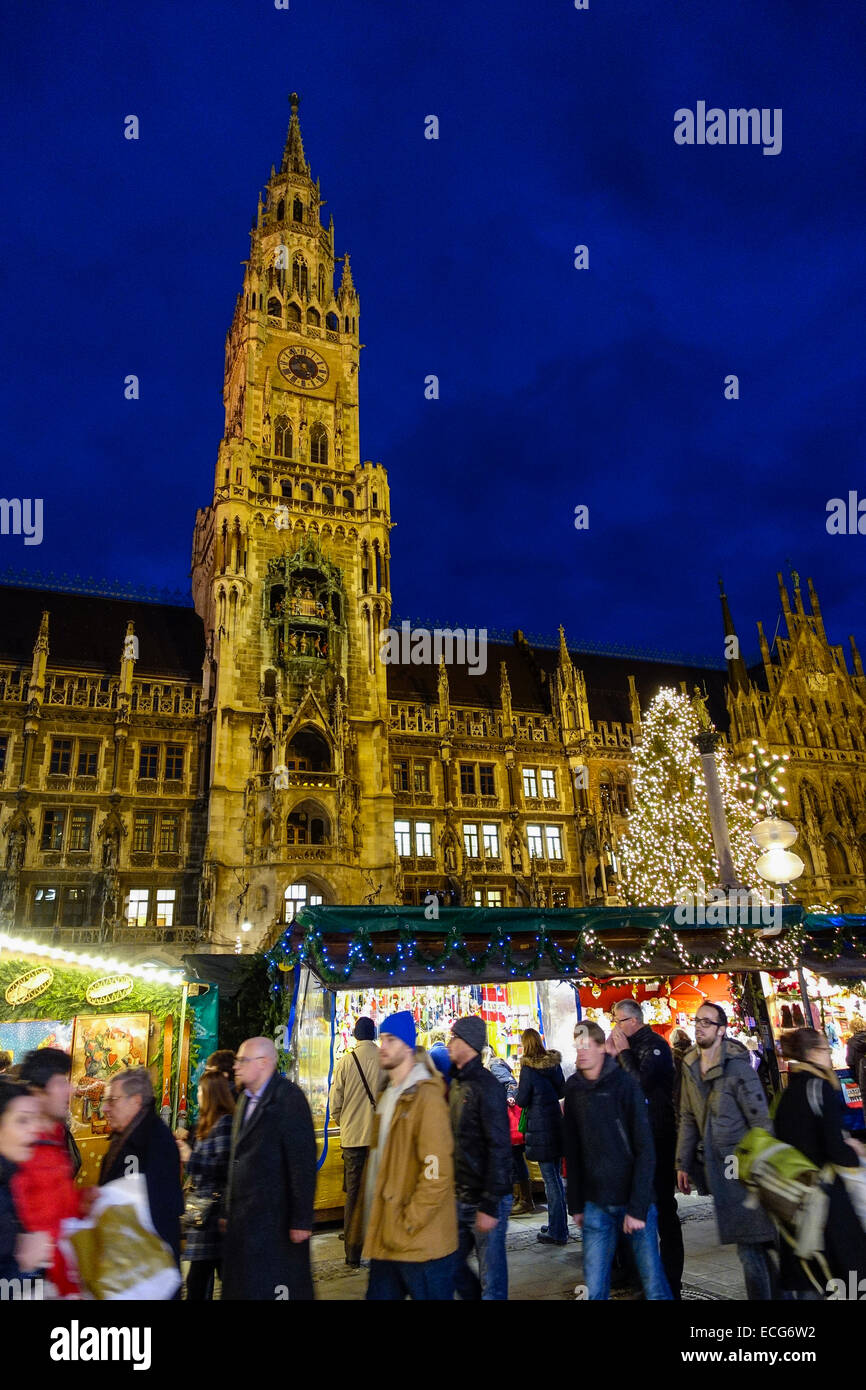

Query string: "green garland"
[[265, 918, 817, 985]]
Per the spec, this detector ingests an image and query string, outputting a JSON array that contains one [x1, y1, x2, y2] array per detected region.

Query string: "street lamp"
[[751, 816, 805, 892]]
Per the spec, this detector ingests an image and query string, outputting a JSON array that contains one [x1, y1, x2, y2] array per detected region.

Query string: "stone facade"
[[1, 101, 864, 963]]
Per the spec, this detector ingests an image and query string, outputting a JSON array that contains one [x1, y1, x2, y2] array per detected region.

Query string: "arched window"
[[263, 669, 277, 698], [598, 774, 612, 812], [287, 302, 301, 323], [293, 198, 303, 221], [318, 267, 325, 301], [344, 316, 350, 333], [310, 423, 328, 466], [293, 255, 308, 295], [259, 475, 270, 493], [267, 297, 281, 318], [322, 486, 334, 506], [274, 416, 292, 458], [325, 312, 339, 332], [283, 881, 324, 923], [300, 482, 313, 502], [281, 481, 291, 498], [306, 307, 320, 325], [824, 834, 849, 876], [342, 489, 353, 508], [277, 199, 285, 221]]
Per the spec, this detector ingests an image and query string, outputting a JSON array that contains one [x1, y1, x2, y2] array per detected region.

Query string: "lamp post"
[[692, 730, 741, 889], [752, 814, 809, 1014]]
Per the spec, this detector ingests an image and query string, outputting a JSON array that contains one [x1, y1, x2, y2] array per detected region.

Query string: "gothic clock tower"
[[191, 95, 395, 949]]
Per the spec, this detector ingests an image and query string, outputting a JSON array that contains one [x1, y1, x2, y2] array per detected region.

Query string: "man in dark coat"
[[608, 998, 684, 1299], [100, 1068, 184, 1265], [222, 1036, 317, 1301], [447, 1016, 513, 1299]]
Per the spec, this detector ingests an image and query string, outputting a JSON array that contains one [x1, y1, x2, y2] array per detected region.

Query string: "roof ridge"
[[0, 569, 193, 608]]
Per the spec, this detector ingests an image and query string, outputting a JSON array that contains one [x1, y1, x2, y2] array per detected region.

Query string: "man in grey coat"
[[676, 1003, 777, 1299], [329, 1017, 383, 1269], [222, 1037, 317, 1300]]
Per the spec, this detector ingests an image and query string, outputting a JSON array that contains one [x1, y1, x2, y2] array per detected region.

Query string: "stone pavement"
[[310, 1192, 751, 1301]]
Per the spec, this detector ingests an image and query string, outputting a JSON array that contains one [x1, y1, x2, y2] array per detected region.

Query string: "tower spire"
[[718, 577, 749, 692], [281, 92, 309, 177]]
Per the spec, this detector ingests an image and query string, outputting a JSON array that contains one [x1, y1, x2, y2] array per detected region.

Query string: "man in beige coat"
[[349, 1010, 457, 1300], [329, 1017, 384, 1268]]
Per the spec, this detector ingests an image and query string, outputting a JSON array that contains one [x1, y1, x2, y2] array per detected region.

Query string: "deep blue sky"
[[1, 0, 864, 665]]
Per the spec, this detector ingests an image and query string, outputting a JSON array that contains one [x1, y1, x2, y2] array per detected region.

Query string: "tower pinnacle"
[[281, 91, 309, 177]]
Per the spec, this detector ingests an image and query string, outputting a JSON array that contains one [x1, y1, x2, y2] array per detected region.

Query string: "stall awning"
[[268, 905, 866, 988]]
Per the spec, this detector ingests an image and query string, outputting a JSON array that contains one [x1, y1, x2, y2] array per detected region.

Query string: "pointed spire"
[[557, 624, 572, 675], [850, 634, 865, 680], [280, 92, 309, 177], [437, 655, 450, 717], [337, 253, 357, 307], [807, 576, 827, 642], [757, 619, 771, 671], [627, 674, 642, 736], [777, 570, 793, 622], [718, 577, 749, 692], [499, 660, 513, 728], [27, 610, 49, 703]]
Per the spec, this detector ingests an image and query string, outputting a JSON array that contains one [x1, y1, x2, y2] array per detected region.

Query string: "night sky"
[[2, 0, 864, 667]]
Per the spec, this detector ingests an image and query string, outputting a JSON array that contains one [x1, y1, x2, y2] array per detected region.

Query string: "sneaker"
[[536, 1233, 568, 1246]]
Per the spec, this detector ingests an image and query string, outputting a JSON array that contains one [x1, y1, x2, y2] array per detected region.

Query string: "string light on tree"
[[740, 742, 790, 816], [619, 687, 766, 905]]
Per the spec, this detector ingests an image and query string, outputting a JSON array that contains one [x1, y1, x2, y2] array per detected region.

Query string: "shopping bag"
[[734, 1127, 832, 1260], [60, 1174, 181, 1300]]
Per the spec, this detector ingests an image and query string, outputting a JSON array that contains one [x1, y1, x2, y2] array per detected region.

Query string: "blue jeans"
[[737, 1242, 775, 1300], [538, 1160, 568, 1242], [582, 1202, 672, 1300], [455, 1194, 512, 1301], [366, 1252, 456, 1301]]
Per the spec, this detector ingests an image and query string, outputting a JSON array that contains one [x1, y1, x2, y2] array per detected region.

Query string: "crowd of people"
[[2, 999, 865, 1302]]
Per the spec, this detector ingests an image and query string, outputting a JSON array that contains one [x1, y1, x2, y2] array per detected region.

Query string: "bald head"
[[234, 1036, 277, 1094]]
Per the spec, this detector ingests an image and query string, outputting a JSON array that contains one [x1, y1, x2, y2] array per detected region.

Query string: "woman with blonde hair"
[[515, 1029, 567, 1245]]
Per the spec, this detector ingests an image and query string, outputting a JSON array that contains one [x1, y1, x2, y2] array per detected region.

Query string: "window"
[[392, 759, 409, 793], [293, 198, 303, 221], [41, 810, 65, 850], [165, 745, 184, 780], [540, 768, 556, 799], [599, 778, 612, 812], [487, 890, 503, 908], [473, 890, 483, 907], [32, 887, 57, 925], [126, 889, 149, 927], [284, 882, 322, 923], [522, 768, 537, 798], [310, 423, 328, 466], [274, 416, 292, 458], [77, 741, 99, 777], [460, 763, 476, 796], [413, 760, 430, 793], [63, 887, 86, 927], [415, 821, 432, 857], [49, 739, 73, 775], [0, 735, 7, 773], [479, 764, 495, 796], [552, 888, 569, 908], [68, 810, 93, 852], [139, 744, 159, 779], [482, 824, 500, 858], [546, 826, 563, 860], [463, 823, 479, 858], [133, 814, 154, 853], [267, 297, 282, 318], [526, 824, 544, 859], [156, 889, 176, 928], [159, 815, 180, 853], [394, 820, 412, 857]]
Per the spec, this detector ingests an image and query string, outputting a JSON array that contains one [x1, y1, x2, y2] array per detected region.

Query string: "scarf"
[[790, 1060, 841, 1091]]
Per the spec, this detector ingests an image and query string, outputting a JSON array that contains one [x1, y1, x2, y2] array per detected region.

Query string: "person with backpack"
[[773, 1027, 866, 1298], [329, 1017, 384, 1269], [676, 1002, 777, 1299], [515, 1028, 567, 1246]]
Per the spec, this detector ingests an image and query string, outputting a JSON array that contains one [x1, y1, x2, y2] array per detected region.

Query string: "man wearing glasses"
[[221, 1037, 316, 1300], [675, 1004, 777, 1299]]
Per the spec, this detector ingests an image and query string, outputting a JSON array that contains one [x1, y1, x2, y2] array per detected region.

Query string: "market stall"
[[265, 903, 866, 1211], [0, 932, 216, 1184]]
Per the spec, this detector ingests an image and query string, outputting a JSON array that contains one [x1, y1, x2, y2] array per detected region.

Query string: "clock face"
[[277, 346, 329, 389]]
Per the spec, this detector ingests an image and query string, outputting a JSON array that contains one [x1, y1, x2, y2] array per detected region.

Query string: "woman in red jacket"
[[12, 1047, 82, 1297]]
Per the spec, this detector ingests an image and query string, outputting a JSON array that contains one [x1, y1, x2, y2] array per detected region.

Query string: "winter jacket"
[[11, 1121, 82, 1295], [354, 1066, 457, 1264], [616, 1025, 676, 1147], [99, 1102, 185, 1265], [0, 1155, 33, 1283], [774, 1064, 866, 1291], [563, 1055, 656, 1221], [488, 1057, 518, 1103], [449, 1055, 512, 1216], [184, 1111, 233, 1263], [676, 1037, 775, 1245], [329, 1040, 384, 1148], [515, 1051, 564, 1163]]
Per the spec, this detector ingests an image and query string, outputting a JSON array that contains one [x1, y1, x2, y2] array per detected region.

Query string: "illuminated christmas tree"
[[619, 687, 765, 905]]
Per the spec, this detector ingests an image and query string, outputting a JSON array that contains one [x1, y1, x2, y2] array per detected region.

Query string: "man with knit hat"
[[448, 1014, 513, 1299], [329, 1017, 384, 1268], [353, 1010, 457, 1299]]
